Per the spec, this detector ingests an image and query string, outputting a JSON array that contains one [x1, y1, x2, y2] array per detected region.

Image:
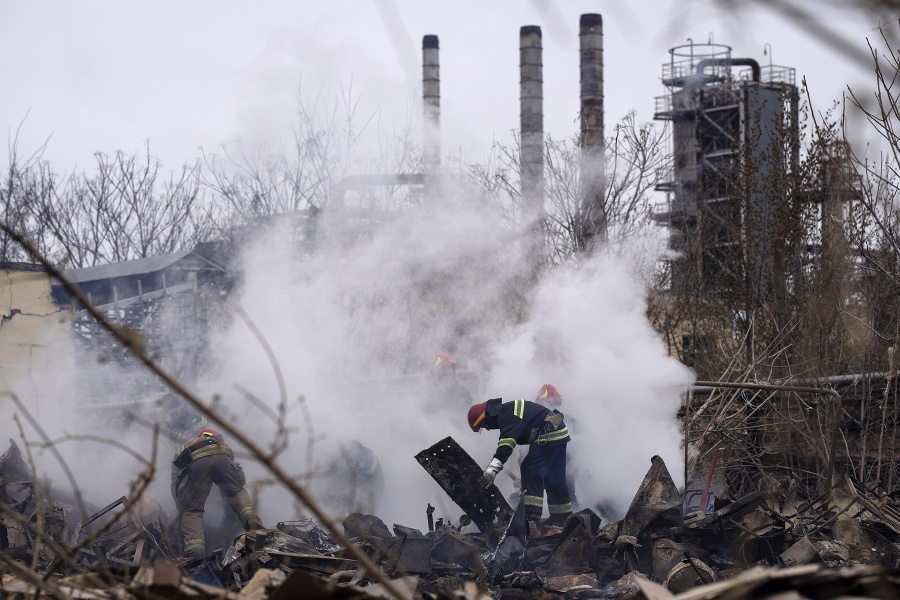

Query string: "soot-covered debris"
[[5, 441, 900, 599]]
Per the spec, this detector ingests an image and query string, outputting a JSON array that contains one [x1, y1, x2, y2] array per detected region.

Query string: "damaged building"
[[50, 242, 233, 404]]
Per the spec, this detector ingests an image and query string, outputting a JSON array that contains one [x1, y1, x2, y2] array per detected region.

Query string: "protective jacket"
[[483, 398, 569, 464], [173, 435, 232, 471]]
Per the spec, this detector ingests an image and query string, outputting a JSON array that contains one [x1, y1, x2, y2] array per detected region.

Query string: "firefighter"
[[534, 384, 579, 511], [468, 398, 572, 525], [347, 440, 384, 510], [430, 353, 473, 407], [321, 440, 385, 515], [171, 428, 264, 559]]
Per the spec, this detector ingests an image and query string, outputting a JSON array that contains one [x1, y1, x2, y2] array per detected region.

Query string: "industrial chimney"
[[519, 25, 544, 256], [579, 13, 605, 249], [422, 35, 440, 192]]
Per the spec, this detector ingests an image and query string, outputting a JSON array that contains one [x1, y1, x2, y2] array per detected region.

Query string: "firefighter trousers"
[[173, 454, 260, 559], [520, 442, 572, 523]]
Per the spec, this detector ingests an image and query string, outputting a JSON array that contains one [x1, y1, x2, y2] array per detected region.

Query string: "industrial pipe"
[[695, 58, 761, 82]]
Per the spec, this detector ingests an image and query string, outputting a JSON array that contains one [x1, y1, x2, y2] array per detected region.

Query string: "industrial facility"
[[653, 41, 800, 304], [1, 9, 899, 600]]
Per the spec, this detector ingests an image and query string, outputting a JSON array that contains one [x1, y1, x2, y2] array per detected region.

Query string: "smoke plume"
[[202, 178, 692, 528]]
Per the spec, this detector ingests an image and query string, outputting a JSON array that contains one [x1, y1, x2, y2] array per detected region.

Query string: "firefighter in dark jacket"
[[467, 398, 572, 525], [171, 428, 264, 559]]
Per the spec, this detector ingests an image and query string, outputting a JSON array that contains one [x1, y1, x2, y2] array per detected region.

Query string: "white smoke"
[[0, 173, 691, 535], [200, 178, 692, 529], [486, 249, 693, 518], [0, 323, 174, 522]]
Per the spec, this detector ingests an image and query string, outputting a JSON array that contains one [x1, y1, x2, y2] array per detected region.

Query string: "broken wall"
[[0, 266, 75, 411]]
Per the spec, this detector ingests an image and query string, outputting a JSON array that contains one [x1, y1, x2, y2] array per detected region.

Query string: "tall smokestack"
[[520, 25, 544, 258], [579, 13, 606, 249], [422, 35, 440, 191]]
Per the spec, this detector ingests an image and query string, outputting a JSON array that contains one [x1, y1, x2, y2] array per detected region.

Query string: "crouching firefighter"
[[171, 428, 264, 559], [467, 398, 572, 525]]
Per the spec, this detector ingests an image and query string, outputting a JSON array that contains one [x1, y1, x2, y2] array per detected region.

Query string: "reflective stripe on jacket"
[[173, 435, 234, 470], [492, 398, 569, 464]]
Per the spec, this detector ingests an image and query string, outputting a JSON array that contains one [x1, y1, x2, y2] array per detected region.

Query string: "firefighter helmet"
[[200, 428, 223, 441], [467, 402, 487, 431], [536, 384, 563, 408], [431, 353, 457, 372]]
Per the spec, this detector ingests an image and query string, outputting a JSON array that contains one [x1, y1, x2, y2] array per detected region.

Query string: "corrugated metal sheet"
[[54, 250, 192, 285]]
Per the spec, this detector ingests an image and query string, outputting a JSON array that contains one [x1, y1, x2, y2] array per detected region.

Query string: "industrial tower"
[[653, 42, 799, 308]]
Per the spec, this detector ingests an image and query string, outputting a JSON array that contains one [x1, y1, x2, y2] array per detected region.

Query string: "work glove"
[[479, 458, 504, 489]]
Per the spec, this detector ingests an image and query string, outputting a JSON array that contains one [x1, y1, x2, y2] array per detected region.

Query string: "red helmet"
[[431, 353, 457, 373], [536, 384, 563, 408], [200, 428, 223, 441], [467, 402, 487, 431]]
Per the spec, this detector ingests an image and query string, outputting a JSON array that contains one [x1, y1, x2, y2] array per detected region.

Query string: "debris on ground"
[[5, 438, 900, 599]]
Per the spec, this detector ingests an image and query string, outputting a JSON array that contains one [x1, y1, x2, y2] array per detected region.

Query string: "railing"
[[655, 95, 672, 115], [760, 64, 796, 86], [655, 91, 704, 116], [652, 196, 699, 220]]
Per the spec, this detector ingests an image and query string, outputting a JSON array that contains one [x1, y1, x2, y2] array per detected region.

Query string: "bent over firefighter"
[[467, 398, 572, 525], [171, 428, 264, 559]]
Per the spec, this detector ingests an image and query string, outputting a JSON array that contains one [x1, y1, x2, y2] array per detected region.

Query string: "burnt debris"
[[4, 441, 900, 600]]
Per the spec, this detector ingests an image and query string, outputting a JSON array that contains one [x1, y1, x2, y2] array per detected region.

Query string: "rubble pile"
[[6, 439, 900, 599], [0, 439, 171, 574]]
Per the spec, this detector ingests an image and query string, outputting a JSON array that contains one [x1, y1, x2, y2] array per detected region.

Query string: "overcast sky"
[[1, 1, 883, 174]]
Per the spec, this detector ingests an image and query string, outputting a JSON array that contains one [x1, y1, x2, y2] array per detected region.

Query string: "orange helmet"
[[431, 353, 457, 373], [536, 384, 563, 409], [200, 428, 223, 441], [467, 402, 487, 431]]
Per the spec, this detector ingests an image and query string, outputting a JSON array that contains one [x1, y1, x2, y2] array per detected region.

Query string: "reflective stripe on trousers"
[[549, 502, 573, 514], [519, 442, 570, 521], [523, 494, 544, 508]]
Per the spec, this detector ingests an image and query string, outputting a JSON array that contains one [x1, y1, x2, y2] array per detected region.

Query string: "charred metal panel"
[[543, 509, 600, 576], [430, 530, 484, 571], [268, 552, 358, 575], [415, 436, 512, 532], [485, 501, 528, 576], [387, 535, 432, 574], [620, 455, 684, 539]]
